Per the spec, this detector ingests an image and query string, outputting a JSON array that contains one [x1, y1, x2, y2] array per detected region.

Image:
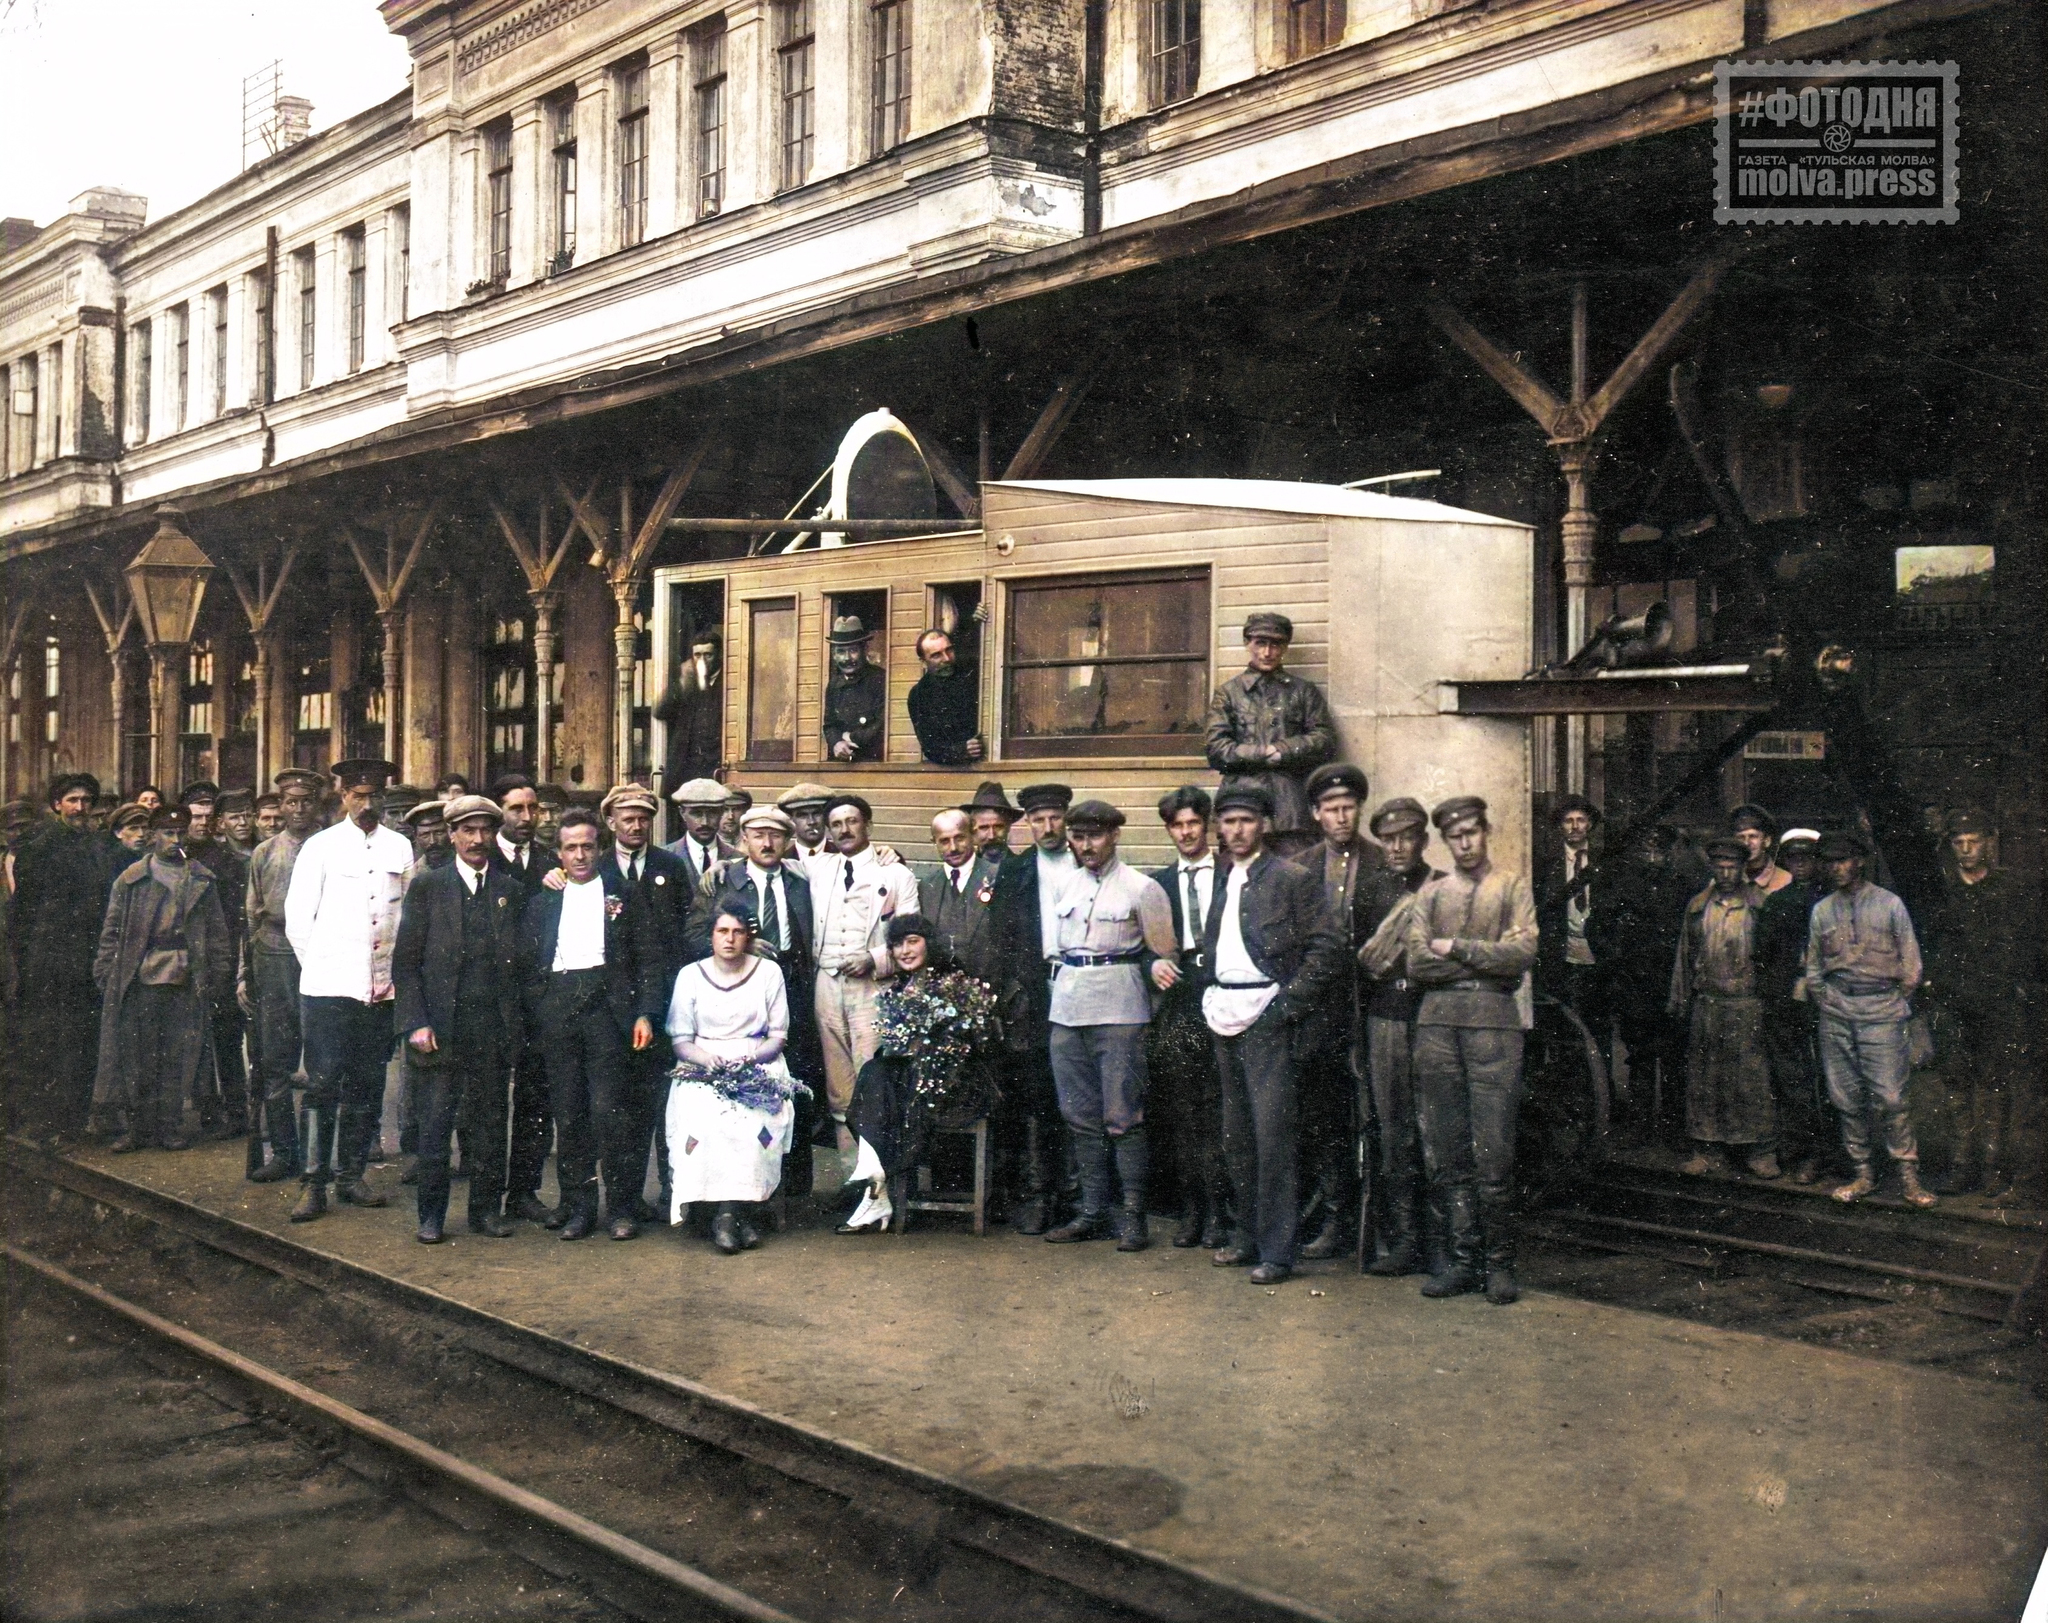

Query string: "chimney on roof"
[[276, 96, 314, 147], [1, 218, 39, 255], [68, 188, 149, 229]]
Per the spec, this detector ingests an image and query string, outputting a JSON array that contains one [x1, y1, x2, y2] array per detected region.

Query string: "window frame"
[[484, 120, 515, 283], [293, 247, 316, 391], [1001, 565, 1212, 759], [251, 265, 275, 406], [744, 594, 799, 765], [171, 303, 189, 432], [1283, 0, 1344, 61], [616, 58, 651, 247], [1148, 0, 1202, 108], [775, 0, 817, 192], [691, 16, 729, 219], [342, 226, 367, 372], [870, 0, 912, 157], [548, 91, 578, 267]]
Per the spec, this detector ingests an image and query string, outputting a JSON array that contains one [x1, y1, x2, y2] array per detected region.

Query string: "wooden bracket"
[[344, 499, 442, 615], [1001, 373, 1092, 481]]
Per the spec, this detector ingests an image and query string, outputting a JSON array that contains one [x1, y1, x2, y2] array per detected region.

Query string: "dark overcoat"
[[91, 856, 231, 1107]]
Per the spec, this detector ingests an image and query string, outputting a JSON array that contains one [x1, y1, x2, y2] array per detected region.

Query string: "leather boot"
[[1045, 1128, 1112, 1243], [1113, 1131, 1151, 1252], [1895, 1160, 1937, 1209], [1420, 1187, 1482, 1297], [289, 1182, 328, 1223], [1479, 1187, 1519, 1305], [1172, 1194, 1206, 1248], [1366, 1177, 1423, 1276], [1011, 1116, 1054, 1235], [1299, 1180, 1351, 1260]]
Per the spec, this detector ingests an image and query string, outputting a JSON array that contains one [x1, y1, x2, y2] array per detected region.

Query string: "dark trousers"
[[538, 972, 637, 1218], [1942, 997, 2026, 1187], [1147, 985, 1227, 1217], [116, 982, 199, 1143], [414, 1018, 510, 1229], [625, 1043, 669, 1215], [25, 971, 98, 1138], [203, 992, 249, 1127], [249, 946, 302, 1169], [1414, 1023, 1526, 1266], [299, 996, 396, 1188], [1763, 1000, 1826, 1167], [507, 1036, 554, 1201], [1297, 1024, 1358, 1227], [997, 1041, 1071, 1211], [1214, 1006, 1300, 1268]]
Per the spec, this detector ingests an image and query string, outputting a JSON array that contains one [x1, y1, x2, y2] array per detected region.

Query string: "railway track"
[[2, 1141, 1329, 1623]]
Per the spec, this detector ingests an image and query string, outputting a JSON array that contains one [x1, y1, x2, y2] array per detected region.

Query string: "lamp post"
[[124, 511, 216, 789]]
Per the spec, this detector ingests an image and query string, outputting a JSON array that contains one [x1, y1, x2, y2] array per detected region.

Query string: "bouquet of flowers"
[[876, 971, 998, 1112], [670, 1057, 810, 1113]]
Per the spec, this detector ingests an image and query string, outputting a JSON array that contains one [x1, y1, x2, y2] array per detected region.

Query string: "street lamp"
[[124, 510, 215, 789]]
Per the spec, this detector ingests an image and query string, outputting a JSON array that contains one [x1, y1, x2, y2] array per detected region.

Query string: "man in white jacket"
[[283, 759, 412, 1222]]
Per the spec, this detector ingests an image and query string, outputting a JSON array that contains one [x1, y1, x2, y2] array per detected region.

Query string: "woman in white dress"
[[665, 902, 799, 1254]]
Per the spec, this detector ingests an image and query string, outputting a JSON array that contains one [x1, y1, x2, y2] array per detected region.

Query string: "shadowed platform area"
[[58, 1141, 2048, 1622]]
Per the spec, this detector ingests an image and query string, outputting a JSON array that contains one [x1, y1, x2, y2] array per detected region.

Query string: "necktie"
[[629, 853, 641, 884], [1186, 868, 1205, 942], [759, 873, 782, 949], [955, 866, 968, 895], [843, 860, 854, 892]]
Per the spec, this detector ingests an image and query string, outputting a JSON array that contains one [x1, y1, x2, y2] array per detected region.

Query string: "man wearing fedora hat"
[[961, 781, 1020, 857], [823, 616, 887, 764], [1204, 611, 1336, 858], [393, 796, 526, 1242]]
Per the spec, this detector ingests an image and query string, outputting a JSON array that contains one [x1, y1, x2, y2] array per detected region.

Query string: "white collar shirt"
[[458, 859, 487, 896], [551, 876, 608, 971], [284, 818, 413, 1003], [811, 846, 918, 977], [747, 861, 791, 952], [614, 847, 646, 885], [1034, 847, 1077, 960], [497, 832, 535, 873], [1175, 855, 1216, 951], [1202, 860, 1280, 1036]]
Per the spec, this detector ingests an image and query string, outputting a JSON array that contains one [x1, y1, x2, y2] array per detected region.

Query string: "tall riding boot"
[[1173, 1187, 1206, 1248], [1045, 1128, 1112, 1242], [1367, 1176, 1424, 1276], [1300, 1165, 1354, 1260], [291, 1104, 339, 1222], [1478, 1186, 1520, 1304], [1421, 1186, 1482, 1297], [1012, 1115, 1053, 1235], [1112, 1130, 1151, 1252]]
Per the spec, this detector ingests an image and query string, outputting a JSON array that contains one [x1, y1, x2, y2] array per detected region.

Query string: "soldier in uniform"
[[1149, 786, 1228, 1248], [1730, 803, 1792, 896], [242, 768, 323, 1182], [1203, 611, 1336, 858], [822, 616, 887, 764], [219, 788, 258, 855], [253, 792, 284, 842], [1356, 796, 1445, 1276], [1670, 836, 1777, 1178]]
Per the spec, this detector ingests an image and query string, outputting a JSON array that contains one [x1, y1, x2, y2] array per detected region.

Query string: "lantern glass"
[[124, 519, 215, 648]]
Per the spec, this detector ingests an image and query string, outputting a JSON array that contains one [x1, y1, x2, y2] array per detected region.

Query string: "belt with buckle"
[[1058, 949, 1144, 968]]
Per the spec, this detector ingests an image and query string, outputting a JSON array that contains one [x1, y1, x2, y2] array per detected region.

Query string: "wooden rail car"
[[651, 478, 1535, 870]]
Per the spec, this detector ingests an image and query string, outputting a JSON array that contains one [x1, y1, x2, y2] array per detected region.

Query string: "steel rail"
[[3, 1142, 1335, 1623], [3, 1242, 799, 1623]]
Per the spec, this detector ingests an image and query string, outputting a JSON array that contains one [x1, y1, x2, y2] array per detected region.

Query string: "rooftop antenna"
[[1342, 469, 1442, 489], [241, 61, 283, 169]]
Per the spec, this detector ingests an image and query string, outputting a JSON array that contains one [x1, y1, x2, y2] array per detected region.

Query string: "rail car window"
[[1003, 569, 1208, 757], [747, 597, 798, 763]]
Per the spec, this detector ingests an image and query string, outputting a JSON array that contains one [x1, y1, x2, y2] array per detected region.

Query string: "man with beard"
[[907, 628, 984, 766], [992, 783, 1077, 1233], [11, 773, 118, 1142], [960, 781, 1021, 859], [243, 768, 323, 1182], [654, 635, 725, 841]]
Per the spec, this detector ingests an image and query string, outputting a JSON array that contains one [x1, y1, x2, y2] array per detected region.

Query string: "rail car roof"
[[988, 478, 1528, 527]]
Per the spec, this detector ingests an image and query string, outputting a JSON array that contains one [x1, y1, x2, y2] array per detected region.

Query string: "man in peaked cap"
[[960, 780, 1021, 857], [1670, 836, 1777, 1180], [823, 615, 887, 763], [218, 788, 258, 855], [1404, 795, 1540, 1304], [1729, 803, 1791, 896], [1204, 611, 1336, 858], [1752, 828, 1829, 1183]]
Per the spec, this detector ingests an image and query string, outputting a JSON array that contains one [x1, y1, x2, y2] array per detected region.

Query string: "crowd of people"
[[2, 612, 2033, 1307]]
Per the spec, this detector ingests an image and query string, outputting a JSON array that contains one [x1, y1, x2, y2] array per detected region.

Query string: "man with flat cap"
[[654, 634, 725, 841], [1150, 786, 1229, 1248], [778, 782, 836, 864], [1199, 782, 1347, 1285], [1800, 829, 1933, 1207], [1043, 801, 1179, 1250], [401, 799, 453, 880], [94, 804, 232, 1153], [992, 782, 1079, 1231], [1296, 761, 1380, 1259], [668, 777, 738, 890], [1355, 796, 1446, 1275], [823, 616, 887, 764], [1670, 836, 1777, 1179], [242, 768, 324, 1180], [1929, 809, 2036, 1201], [1405, 795, 1540, 1304], [393, 795, 525, 1242], [961, 781, 1020, 858], [1204, 611, 1336, 858], [284, 759, 412, 1220]]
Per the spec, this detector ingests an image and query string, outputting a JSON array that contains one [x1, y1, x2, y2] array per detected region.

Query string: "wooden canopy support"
[[915, 432, 982, 520], [82, 578, 139, 792], [343, 500, 442, 771], [221, 541, 304, 789], [490, 493, 579, 787], [1001, 372, 1092, 481], [0, 587, 38, 799]]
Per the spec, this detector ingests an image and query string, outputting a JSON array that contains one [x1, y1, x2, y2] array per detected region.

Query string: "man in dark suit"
[[602, 783, 692, 1221], [653, 635, 724, 843], [488, 774, 557, 1224], [515, 809, 663, 1241], [393, 795, 525, 1243], [1200, 783, 1347, 1285], [1149, 786, 1230, 1249], [667, 776, 738, 888], [918, 808, 1002, 984], [690, 804, 822, 1195], [991, 782, 1077, 1233]]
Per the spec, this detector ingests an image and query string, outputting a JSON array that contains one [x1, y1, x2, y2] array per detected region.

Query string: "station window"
[[209, 286, 229, 417], [484, 120, 514, 282], [1003, 569, 1209, 757], [484, 611, 535, 781], [1283, 0, 1344, 60], [171, 303, 190, 431], [1148, 0, 1201, 107], [616, 57, 650, 247], [130, 325, 150, 441], [691, 16, 728, 219], [549, 91, 578, 269], [250, 264, 276, 406], [180, 637, 215, 786], [294, 246, 316, 390], [776, 0, 817, 190], [343, 226, 367, 371], [42, 636, 60, 747], [745, 597, 798, 763], [871, 0, 912, 155], [292, 653, 333, 771]]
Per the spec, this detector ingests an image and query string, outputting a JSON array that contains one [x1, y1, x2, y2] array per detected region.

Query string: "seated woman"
[[665, 901, 807, 1254], [841, 914, 999, 1233]]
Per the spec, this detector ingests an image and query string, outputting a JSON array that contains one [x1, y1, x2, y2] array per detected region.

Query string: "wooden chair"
[[890, 1117, 990, 1235]]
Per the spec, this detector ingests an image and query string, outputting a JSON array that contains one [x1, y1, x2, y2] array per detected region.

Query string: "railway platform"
[[51, 1140, 2048, 1623]]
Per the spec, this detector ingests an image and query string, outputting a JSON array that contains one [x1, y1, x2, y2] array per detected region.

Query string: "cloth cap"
[[1778, 827, 1822, 850], [777, 781, 836, 812], [1817, 829, 1870, 859], [825, 792, 874, 823], [1064, 799, 1125, 831], [1554, 793, 1602, 825], [151, 804, 193, 830], [331, 759, 398, 790], [254, 792, 281, 810], [1017, 783, 1073, 814], [111, 803, 152, 831], [1243, 612, 1294, 643], [960, 780, 1021, 817], [724, 787, 753, 810], [178, 780, 221, 806], [1728, 802, 1777, 836], [601, 783, 660, 816], [1705, 835, 1747, 861], [273, 768, 325, 793], [1369, 796, 1429, 838], [443, 794, 504, 828], [1432, 795, 1488, 832], [403, 799, 447, 826], [216, 788, 255, 813], [738, 805, 795, 835], [886, 913, 933, 948], [1305, 763, 1370, 806], [535, 783, 569, 808], [827, 615, 873, 645], [670, 776, 731, 807], [383, 785, 426, 815], [47, 772, 101, 805], [1215, 783, 1277, 820], [1944, 807, 1993, 837]]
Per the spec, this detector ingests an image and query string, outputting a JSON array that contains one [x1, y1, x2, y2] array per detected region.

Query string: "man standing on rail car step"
[[1405, 796, 1540, 1305], [241, 768, 324, 1182], [1800, 829, 1935, 1208], [1204, 612, 1336, 860], [1295, 763, 1381, 1260], [1669, 837, 1778, 1179], [393, 796, 525, 1243], [1043, 801, 1180, 1251], [1355, 797, 1446, 1277], [283, 759, 411, 1222], [992, 783, 1079, 1234], [1202, 783, 1348, 1286]]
